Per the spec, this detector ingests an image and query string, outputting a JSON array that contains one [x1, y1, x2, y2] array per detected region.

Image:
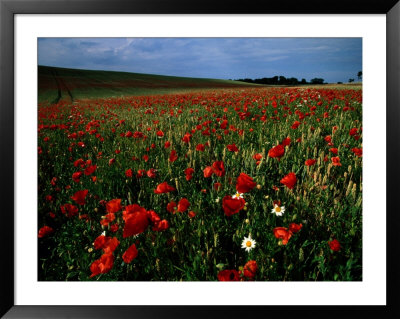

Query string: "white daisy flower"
[[241, 235, 256, 252], [271, 204, 285, 217], [232, 192, 244, 199]]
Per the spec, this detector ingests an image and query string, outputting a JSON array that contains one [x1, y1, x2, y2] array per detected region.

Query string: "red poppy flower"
[[184, 167, 195, 181], [71, 189, 88, 205], [268, 144, 285, 160], [328, 239, 341, 251], [351, 148, 362, 157], [102, 237, 120, 254], [253, 153, 263, 161], [243, 260, 258, 280], [100, 213, 115, 226], [164, 141, 171, 148], [182, 133, 192, 143], [84, 165, 97, 176], [280, 172, 297, 189], [282, 137, 291, 147], [331, 157, 342, 166], [166, 201, 177, 213], [217, 269, 240, 281], [146, 168, 157, 178], [136, 169, 146, 178], [196, 144, 205, 151], [291, 121, 301, 129], [72, 171, 83, 183], [222, 195, 246, 217], [152, 219, 169, 232], [110, 223, 119, 232], [90, 253, 114, 278], [60, 203, 78, 217], [305, 159, 316, 166], [108, 158, 115, 166], [123, 204, 149, 238], [38, 226, 54, 238], [329, 148, 338, 155], [349, 128, 358, 136], [156, 130, 164, 138], [188, 211, 196, 218], [154, 182, 176, 194], [177, 198, 190, 212], [125, 168, 133, 178], [74, 158, 85, 167], [236, 173, 256, 193], [324, 135, 333, 145], [273, 227, 292, 245], [106, 199, 122, 214], [122, 244, 138, 264], [147, 210, 161, 223], [203, 166, 214, 178], [169, 150, 178, 162], [227, 143, 239, 152], [93, 235, 109, 250], [212, 161, 225, 177], [289, 223, 303, 234]]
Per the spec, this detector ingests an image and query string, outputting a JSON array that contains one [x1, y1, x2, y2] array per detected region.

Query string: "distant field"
[[38, 66, 260, 103]]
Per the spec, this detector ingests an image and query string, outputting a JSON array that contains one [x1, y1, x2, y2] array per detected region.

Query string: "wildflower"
[[154, 182, 176, 194], [271, 203, 285, 216], [177, 198, 190, 212], [90, 253, 114, 278], [217, 269, 240, 281], [184, 167, 195, 181], [122, 244, 138, 263], [331, 157, 342, 166], [232, 192, 244, 199], [243, 260, 258, 280], [71, 189, 88, 205], [268, 144, 285, 160], [169, 150, 178, 162], [212, 161, 225, 177], [106, 199, 122, 214], [122, 204, 149, 238], [241, 234, 256, 252], [273, 227, 292, 245], [38, 226, 54, 238], [203, 166, 214, 178], [280, 172, 297, 189], [236, 173, 256, 193], [328, 239, 341, 252], [222, 195, 245, 217], [227, 143, 239, 152], [305, 159, 316, 166]]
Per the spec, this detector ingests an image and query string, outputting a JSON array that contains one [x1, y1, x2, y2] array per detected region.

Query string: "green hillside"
[[38, 65, 259, 103]]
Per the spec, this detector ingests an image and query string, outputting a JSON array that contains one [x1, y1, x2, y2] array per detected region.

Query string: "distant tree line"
[[234, 76, 325, 85]]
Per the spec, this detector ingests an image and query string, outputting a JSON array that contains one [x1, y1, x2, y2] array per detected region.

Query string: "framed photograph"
[[1, 0, 399, 318]]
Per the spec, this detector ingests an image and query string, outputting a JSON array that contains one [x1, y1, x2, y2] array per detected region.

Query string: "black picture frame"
[[1, 0, 399, 318]]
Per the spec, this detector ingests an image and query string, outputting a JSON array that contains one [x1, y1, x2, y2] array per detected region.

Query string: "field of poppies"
[[38, 83, 362, 281]]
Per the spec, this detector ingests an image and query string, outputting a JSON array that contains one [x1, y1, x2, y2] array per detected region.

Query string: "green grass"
[[38, 65, 260, 103], [38, 86, 362, 281]]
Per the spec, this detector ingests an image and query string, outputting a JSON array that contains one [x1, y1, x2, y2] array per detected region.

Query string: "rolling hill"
[[38, 65, 259, 103]]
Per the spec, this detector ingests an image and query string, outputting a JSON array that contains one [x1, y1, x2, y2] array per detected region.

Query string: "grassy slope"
[[38, 65, 259, 103]]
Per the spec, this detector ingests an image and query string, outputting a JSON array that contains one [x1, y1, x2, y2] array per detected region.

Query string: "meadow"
[[38, 67, 362, 281]]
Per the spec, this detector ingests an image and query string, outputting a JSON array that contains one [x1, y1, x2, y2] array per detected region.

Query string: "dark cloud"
[[38, 38, 362, 83]]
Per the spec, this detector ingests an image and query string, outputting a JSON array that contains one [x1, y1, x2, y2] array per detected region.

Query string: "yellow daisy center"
[[246, 241, 252, 247], [275, 206, 281, 212], [235, 193, 240, 198]]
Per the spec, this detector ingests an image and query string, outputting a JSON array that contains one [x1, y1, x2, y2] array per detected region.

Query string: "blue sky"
[[38, 38, 362, 83]]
